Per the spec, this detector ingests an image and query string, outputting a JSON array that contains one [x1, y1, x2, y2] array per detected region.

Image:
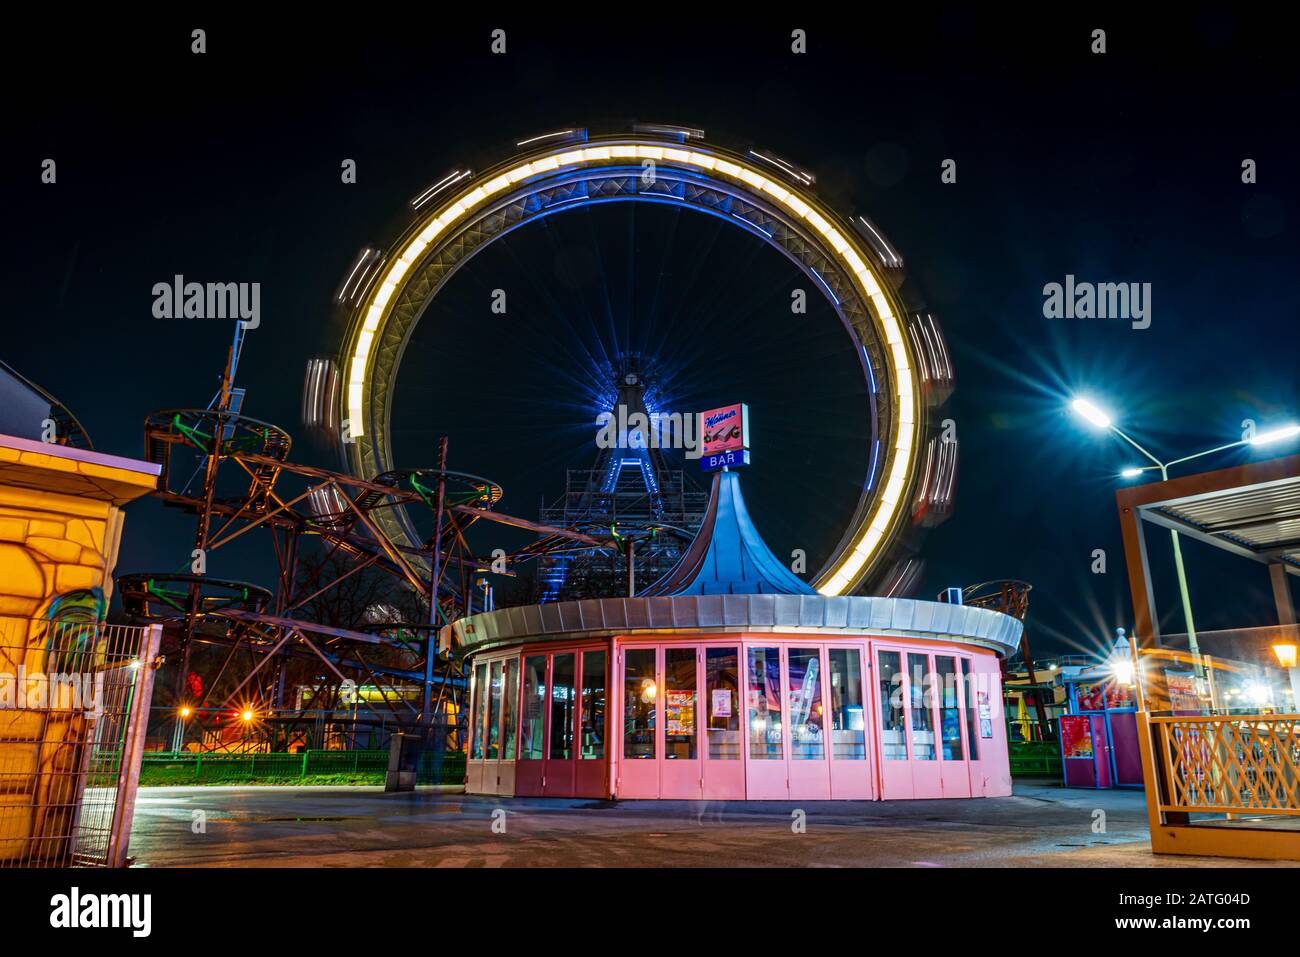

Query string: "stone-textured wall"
[[0, 438, 156, 863]]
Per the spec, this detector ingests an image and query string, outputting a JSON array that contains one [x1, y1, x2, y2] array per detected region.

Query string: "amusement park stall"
[[1059, 674, 1142, 789], [449, 473, 1023, 802]]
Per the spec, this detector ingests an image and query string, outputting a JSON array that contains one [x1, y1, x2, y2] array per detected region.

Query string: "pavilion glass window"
[[878, 651, 906, 760], [828, 648, 866, 760], [935, 656, 964, 761], [581, 651, 606, 760], [908, 653, 936, 761], [960, 658, 979, 761], [706, 647, 740, 759], [550, 653, 575, 760], [502, 658, 519, 760], [521, 655, 546, 760], [664, 648, 698, 760], [487, 661, 503, 759], [623, 648, 656, 759], [788, 648, 825, 760], [747, 647, 783, 759], [472, 662, 488, 759]]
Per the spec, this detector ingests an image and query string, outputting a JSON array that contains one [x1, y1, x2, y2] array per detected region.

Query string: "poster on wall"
[[711, 689, 732, 718], [1165, 670, 1199, 712], [666, 691, 696, 735], [977, 690, 993, 738], [1075, 681, 1107, 711], [1060, 714, 1094, 759]]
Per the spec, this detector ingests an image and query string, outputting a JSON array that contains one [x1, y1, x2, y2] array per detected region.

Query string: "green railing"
[[1009, 741, 1063, 777], [139, 749, 466, 786]]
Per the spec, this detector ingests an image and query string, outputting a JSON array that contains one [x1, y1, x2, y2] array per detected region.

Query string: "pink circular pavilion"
[[449, 472, 1021, 801]]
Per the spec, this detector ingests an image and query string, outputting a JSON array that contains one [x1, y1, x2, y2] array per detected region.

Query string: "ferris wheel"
[[319, 125, 956, 595]]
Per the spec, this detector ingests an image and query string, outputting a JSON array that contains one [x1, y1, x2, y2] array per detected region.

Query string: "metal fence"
[[0, 619, 161, 868], [139, 748, 467, 785]]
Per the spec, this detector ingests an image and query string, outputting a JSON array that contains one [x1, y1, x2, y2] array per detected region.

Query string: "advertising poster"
[[700, 403, 749, 455], [666, 691, 695, 735], [711, 689, 732, 718], [977, 690, 993, 738], [1165, 670, 1200, 712], [1060, 714, 1095, 759]]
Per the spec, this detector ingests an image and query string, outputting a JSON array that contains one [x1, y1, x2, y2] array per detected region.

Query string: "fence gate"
[[0, 619, 162, 868]]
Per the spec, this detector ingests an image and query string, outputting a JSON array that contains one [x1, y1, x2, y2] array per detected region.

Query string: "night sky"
[[7, 10, 1299, 659]]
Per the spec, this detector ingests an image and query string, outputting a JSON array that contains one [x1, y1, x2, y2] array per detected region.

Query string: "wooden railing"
[[1148, 714, 1300, 815]]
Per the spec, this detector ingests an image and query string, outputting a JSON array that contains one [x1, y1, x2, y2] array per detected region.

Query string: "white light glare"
[[1249, 424, 1300, 446], [1071, 398, 1113, 430]]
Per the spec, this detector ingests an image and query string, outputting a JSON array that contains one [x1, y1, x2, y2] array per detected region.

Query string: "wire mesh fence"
[[0, 618, 161, 868]]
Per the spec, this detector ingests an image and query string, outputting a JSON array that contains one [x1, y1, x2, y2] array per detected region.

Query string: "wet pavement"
[[127, 780, 1294, 867]]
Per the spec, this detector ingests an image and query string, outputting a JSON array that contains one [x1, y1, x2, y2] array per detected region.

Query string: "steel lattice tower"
[[537, 355, 707, 601]]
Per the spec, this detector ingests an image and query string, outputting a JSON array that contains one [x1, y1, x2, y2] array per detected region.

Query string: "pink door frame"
[[615, 640, 744, 800], [963, 653, 1012, 797], [742, 642, 789, 799], [826, 643, 875, 800], [511, 642, 611, 798], [869, 641, 995, 800], [479, 657, 521, 795], [785, 644, 831, 800], [612, 636, 875, 801]]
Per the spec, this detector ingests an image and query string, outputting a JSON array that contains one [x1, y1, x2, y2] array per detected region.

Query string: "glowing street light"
[[241, 709, 255, 723], [1070, 394, 1300, 680], [1273, 643, 1299, 669], [1070, 398, 1113, 430], [1250, 424, 1300, 446]]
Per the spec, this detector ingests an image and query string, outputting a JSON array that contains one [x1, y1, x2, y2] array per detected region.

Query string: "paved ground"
[[128, 780, 1294, 867]]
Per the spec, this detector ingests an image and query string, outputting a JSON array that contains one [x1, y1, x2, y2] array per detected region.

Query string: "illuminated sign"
[[700, 403, 749, 455], [699, 403, 749, 473], [701, 449, 750, 472]]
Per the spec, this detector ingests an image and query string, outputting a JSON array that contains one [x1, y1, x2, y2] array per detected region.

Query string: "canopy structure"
[[1116, 451, 1300, 645], [640, 470, 816, 597]]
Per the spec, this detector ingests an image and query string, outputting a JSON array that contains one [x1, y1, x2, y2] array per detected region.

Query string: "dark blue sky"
[[6, 10, 1298, 658]]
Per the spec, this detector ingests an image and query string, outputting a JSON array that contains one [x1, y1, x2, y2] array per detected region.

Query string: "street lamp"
[[1068, 398, 1300, 679], [173, 705, 193, 752]]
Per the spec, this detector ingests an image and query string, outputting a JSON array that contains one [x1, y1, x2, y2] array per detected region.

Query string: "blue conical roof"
[[640, 470, 817, 596]]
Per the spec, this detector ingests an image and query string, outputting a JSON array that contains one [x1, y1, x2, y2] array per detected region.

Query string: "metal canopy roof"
[[1120, 452, 1300, 575], [640, 470, 818, 597]]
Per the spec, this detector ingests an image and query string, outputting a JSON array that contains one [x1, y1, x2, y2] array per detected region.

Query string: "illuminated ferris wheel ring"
[[337, 130, 933, 595]]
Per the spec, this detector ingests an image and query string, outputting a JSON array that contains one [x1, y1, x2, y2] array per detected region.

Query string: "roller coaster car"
[[144, 409, 293, 515]]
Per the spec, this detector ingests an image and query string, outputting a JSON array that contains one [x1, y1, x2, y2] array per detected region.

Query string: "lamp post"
[[1070, 398, 1300, 683], [1273, 642, 1300, 712]]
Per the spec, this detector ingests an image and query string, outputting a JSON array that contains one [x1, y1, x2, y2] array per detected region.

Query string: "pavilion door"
[[904, 651, 943, 798], [825, 645, 874, 800], [617, 645, 703, 799], [786, 646, 832, 800], [516, 651, 586, 797], [873, 647, 915, 799], [619, 647, 660, 798], [516, 654, 547, 796], [702, 645, 745, 799], [543, 653, 577, 796]]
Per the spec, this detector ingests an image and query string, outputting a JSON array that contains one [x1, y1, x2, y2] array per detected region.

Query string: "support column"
[[1116, 501, 1160, 648], [1269, 561, 1296, 626]]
